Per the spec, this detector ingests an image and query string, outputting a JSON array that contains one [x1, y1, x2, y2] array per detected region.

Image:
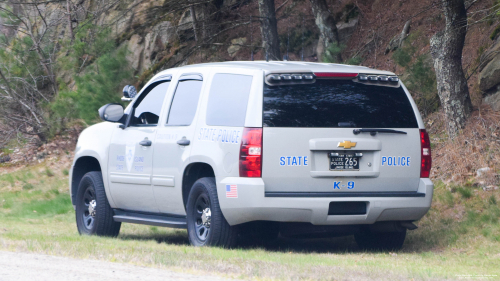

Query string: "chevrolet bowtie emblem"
[[338, 140, 357, 149]]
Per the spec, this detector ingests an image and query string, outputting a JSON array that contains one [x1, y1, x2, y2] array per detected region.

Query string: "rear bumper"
[[218, 178, 433, 226]]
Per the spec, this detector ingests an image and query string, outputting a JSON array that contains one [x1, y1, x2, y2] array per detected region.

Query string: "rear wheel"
[[75, 171, 121, 237], [186, 177, 238, 247], [354, 229, 406, 251]]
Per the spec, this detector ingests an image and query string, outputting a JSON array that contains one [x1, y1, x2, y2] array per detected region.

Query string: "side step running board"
[[113, 209, 187, 229]]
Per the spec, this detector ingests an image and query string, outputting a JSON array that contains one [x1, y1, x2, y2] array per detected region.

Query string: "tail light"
[[420, 129, 432, 178], [239, 128, 262, 177]]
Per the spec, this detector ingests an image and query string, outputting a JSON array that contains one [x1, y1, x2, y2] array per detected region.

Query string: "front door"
[[108, 80, 171, 212], [152, 74, 205, 215]]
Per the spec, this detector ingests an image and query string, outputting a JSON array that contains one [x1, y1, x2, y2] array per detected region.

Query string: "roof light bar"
[[266, 73, 316, 85], [314, 72, 358, 78], [357, 74, 400, 84]]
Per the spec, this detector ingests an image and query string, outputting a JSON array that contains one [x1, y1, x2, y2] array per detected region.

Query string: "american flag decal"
[[226, 184, 238, 198]]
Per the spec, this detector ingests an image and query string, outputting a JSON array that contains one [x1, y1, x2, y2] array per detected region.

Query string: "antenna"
[[301, 16, 304, 61], [266, 48, 269, 62], [250, 15, 254, 61], [286, 17, 290, 61]]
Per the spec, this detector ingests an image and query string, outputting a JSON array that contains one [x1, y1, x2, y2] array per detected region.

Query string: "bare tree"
[[310, 0, 342, 62], [430, 0, 472, 138], [258, 0, 281, 60], [66, 0, 74, 42]]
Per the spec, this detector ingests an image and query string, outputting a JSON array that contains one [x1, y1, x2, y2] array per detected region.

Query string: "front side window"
[[206, 74, 253, 127], [129, 81, 170, 126], [167, 80, 203, 126]]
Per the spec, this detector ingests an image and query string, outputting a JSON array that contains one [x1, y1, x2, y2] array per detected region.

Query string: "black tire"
[[75, 171, 121, 237], [355, 229, 406, 251], [186, 177, 238, 247]]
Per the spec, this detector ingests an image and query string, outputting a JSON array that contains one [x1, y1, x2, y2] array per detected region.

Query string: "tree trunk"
[[430, 0, 472, 138], [66, 0, 74, 42], [309, 0, 342, 62], [258, 0, 281, 60]]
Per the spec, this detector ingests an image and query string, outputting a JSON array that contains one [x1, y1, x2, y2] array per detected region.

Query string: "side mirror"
[[122, 85, 137, 102], [98, 103, 124, 122]]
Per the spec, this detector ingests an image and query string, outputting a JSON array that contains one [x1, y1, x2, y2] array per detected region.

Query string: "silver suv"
[[70, 61, 433, 250]]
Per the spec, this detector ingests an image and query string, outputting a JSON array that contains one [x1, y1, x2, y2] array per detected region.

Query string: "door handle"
[[139, 139, 152, 146], [177, 138, 190, 146]]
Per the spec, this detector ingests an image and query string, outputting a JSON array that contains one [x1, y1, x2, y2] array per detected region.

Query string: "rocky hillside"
[[1, 0, 500, 186]]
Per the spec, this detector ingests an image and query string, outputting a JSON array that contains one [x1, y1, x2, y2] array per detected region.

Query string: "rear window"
[[263, 79, 418, 128]]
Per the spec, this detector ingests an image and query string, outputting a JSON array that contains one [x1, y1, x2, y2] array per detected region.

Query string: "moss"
[[491, 25, 500, 40]]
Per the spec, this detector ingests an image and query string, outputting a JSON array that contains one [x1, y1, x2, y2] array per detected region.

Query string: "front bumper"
[[218, 178, 433, 226]]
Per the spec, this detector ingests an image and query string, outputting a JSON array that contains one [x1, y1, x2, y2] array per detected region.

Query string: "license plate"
[[330, 153, 360, 170]]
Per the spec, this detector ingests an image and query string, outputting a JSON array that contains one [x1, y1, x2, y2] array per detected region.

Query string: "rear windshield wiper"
[[353, 128, 407, 136]]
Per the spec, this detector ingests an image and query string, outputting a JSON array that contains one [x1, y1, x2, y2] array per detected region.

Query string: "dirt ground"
[[0, 251, 233, 281]]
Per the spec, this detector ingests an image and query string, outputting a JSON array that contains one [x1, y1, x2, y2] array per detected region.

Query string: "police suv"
[[70, 61, 433, 250]]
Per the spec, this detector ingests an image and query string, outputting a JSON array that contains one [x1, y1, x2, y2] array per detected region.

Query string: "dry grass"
[[429, 105, 500, 186]]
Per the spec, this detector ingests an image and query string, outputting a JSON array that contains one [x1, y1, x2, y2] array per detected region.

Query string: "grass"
[[0, 164, 500, 280]]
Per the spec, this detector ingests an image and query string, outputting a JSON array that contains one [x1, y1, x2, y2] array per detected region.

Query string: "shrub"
[[22, 183, 34, 190], [392, 33, 439, 117], [322, 43, 344, 63], [457, 187, 473, 199], [52, 45, 131, 124], [45, 168, 54, 177]]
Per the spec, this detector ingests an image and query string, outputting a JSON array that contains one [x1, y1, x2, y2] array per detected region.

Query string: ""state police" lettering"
[[382, 156, 411, 167], [197, 128, 241, 144], [280, 156, 308, 166]]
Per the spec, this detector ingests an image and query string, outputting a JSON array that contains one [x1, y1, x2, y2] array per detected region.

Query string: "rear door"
[[152, 73, 205, 215], [262, 76, 421, 194]]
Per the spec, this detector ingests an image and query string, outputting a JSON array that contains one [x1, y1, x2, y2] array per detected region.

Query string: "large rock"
[[316, 17, 358, 60], [155, 21, 175, 46], [478, 37, 500, 110], [143, 21, 175, 69], [483, 88, 500, 111], [227, 37, 247, 58], [479, 56, 500, 92], [337, 18, 358, 46], [127, 34, 144, 71]]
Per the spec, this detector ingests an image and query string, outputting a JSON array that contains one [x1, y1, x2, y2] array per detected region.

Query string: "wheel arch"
[[182, 162, 215, 210], [71, 156, 102, 205]]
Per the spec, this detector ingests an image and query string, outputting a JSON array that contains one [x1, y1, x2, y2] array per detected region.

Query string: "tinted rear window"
[[263, 79, 418, 128]]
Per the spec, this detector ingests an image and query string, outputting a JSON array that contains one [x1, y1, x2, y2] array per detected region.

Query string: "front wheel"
[[186, 177, 238, 247], [75, 171, 121, 237]]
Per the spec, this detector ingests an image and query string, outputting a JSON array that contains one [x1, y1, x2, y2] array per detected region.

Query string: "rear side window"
[[206, 74, 253, 126], [167, 80, 203, 126], [263, 80, 418, 128]]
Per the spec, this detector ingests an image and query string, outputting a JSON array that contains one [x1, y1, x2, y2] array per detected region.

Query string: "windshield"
[[263, 79, 418, 128]]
